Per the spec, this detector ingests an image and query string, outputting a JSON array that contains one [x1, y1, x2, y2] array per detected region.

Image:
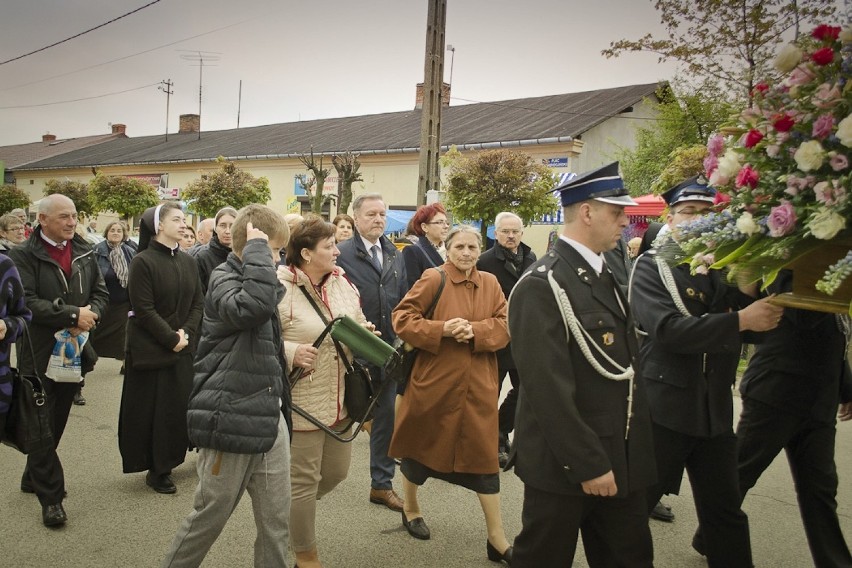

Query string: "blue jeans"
[[368, 365, 397, 489]]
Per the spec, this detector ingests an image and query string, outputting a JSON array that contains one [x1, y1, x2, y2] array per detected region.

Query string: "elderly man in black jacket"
[[336, 193, 409, 513], [9, 194, 109, 527], [476, 211, 535, 468], [630, 177, 782, 567]]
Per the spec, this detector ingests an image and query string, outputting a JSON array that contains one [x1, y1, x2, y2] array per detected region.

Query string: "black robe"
[[118, 240, 203, 474]]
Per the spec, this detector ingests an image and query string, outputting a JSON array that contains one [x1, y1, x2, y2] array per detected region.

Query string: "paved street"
[[2, 356, 850, 567]]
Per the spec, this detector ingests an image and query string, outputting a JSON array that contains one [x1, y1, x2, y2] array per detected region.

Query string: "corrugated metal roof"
[[0, 133, 125, 169], [12, 83, 662, 171]]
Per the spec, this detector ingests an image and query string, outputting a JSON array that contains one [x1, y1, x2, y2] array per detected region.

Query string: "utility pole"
[[158, 79, 173, 141], [179, 50, 221, 140], [416, 0, 447, 206], [237, 80, 242, 128]]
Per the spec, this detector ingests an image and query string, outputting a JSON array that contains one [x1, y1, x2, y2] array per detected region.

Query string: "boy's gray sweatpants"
[[162, 419, 291, 567]]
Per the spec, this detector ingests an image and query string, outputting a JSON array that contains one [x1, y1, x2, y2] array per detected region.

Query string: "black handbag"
[[2, 328, 54, 455], [387, 267, 446, 388]]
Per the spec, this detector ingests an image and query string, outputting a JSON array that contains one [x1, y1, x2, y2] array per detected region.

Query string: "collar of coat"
[[444, 261, 483, 288]]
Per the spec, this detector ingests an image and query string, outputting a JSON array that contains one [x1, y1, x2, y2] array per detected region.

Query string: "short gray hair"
[[39, 194, 74, 216], [352, 193, 384, 214], [495, 211, 522, 229], [446, 224, 482, 249]]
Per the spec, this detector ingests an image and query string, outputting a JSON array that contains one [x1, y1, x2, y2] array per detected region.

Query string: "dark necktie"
[[370, 245, 382, 272]]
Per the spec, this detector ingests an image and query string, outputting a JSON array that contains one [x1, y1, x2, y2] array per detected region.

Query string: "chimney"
[[42, 133, 57, 144], [415, 82, 451, 110], [111, 123, 127, 135], [179, 114, 200, 134]]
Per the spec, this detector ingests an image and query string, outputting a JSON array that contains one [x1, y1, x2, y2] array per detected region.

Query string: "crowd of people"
[[0, 163, 850, 568]]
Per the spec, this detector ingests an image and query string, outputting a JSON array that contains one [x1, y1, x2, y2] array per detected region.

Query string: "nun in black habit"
[[118, 203, 203, 494]]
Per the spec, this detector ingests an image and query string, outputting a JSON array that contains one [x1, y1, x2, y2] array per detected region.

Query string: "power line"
[[0, 17, 254, 93], [0, 82, 161, 110], [0, 0, 163, 66]]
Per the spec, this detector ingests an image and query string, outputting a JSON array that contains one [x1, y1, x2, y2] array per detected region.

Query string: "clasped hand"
[[442, 317, 474, 343]]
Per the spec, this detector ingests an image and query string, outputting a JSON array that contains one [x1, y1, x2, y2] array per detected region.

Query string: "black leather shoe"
[[401, 511, 431, 540], [73, 390, 86, 405], [650, 500, 675, 522], [487, 540, 513, 565], [146, 472, 176, 494], [42, 503, 67, 527]]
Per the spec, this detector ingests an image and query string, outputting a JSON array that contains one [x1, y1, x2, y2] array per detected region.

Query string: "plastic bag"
[[45, 329, 89, 383]]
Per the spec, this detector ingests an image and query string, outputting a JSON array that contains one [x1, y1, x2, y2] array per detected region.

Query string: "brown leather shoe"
[[369, 488, 404, 512]]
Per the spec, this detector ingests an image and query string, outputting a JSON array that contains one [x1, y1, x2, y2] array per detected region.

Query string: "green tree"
[[0, 184, 31, 215], [299, 150, 332, 215], [442, 147, 558, 243], [44, 179, 94, 218], [332, 152, 363, 215], [89, 173, 160, 221], [183, 157, 271, 218], [602, 0, 836, 101], [617, 83, 737, 195]]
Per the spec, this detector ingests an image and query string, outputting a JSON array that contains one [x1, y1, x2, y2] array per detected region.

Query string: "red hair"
[[409, 203, 447, 237]]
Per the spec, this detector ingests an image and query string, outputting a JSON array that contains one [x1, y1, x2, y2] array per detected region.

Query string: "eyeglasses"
[[497, 229, 521, 236], [673, 208, 711, 218], [426, 220, 449, 226]]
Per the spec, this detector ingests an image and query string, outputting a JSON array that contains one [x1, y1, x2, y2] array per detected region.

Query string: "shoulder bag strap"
[[297, 286, 355, 374], [423, 267, 446, 319]]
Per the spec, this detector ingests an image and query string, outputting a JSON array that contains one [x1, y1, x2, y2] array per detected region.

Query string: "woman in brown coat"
[[390, 225, 513, 565]]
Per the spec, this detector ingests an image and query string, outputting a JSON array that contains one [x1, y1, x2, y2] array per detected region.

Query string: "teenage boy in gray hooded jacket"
[[162, 204, 292, 568]]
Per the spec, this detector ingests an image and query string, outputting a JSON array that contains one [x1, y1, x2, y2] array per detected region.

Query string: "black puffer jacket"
[[9, 227, 109, 376], [193, 233, 230, 295], [187, 240, 292, 453]]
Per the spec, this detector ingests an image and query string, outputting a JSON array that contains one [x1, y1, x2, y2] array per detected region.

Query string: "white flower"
[[808, 208, 846, 240], [716, 149, 742, 179], [774, 43, 803, 73], [837, 114, 852, 148], [736, 212, 760, 236], [841, 26, 852, 44], [793, 140, 825, 171]]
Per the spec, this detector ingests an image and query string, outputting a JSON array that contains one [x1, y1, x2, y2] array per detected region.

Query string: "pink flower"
[[830, 153, 849, 171], [813, 83, 842, 108], [766, 144, 781, 158], [787, 65, 817, 86], [773, 114, 796, 132], [776, 131, 791, 144], [707, 134, 725, 157], [703, 154, 719, 177], [713, 192, 731, 206], [812, 114, 835, 139], [744, 129, 764, 148], [814, 180, 845, 206], [735, 165, 760, 189], [811, 47, 836, 66], [812, 25, 842, 41], [767, 201, 798, 237]]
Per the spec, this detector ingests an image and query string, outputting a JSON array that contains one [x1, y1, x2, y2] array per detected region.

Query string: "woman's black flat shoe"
[[401, 511, 431, 540], [487, 540, 513, 565]]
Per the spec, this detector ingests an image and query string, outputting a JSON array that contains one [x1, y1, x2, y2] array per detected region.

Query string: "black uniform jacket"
[[508, 239, 656, 497], [476, 242, 536, 370], [631, 251, 754, 438], [740, 270, 852, 422]]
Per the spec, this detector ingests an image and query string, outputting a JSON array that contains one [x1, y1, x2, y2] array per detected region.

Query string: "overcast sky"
[[0, 1, 727, 146]]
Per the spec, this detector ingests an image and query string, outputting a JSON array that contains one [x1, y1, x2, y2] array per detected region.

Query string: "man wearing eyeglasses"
[[629, 176, 783, 567], [476, 212, 536, 469]]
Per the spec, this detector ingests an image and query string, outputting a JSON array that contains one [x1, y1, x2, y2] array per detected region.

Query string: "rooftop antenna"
[[158, 79, 174, 141], [237, 79, 242, 128], [446, 44, 455, 85], [179, 50, 221, 140]]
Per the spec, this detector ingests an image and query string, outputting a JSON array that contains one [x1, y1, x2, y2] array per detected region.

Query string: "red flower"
[[735, 165, 760, 189], [811, 47, 835, 66], [744, 129, 764, 148], [811, 25, 841, 41], [713, 192, 732, 206], [751, 83, 769, 97], [772, 113, 795, 132]]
